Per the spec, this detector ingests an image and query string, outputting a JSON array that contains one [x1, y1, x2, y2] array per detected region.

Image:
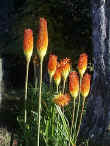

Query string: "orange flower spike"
[[78, 53, 88, 77], [81, 73, 91, 98], [69, 71, 79, 99], [53, 93, 71, 107], [61, 58, 71, 81], [23, 29, 33, 62], [48, 54, 58, 82], [54, 68, 61, 88], [37, 18, 48, 61]]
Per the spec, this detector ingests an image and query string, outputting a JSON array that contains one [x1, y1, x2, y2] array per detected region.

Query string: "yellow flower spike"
[[69, 71, 79, 143], [54, 67, 62, 92], [69, 71, 79, 99], [61, 58, 71, 81], [78, 53, 88, 78], [23, 28, 33, 123], [36, 17, 48, 146], [75, 73, 91, 141], [23, 29, 33, 62], [48, 54, 58, 83], [37, 18, 48, 61], [81, 73, 91, 98], [60, 58, 71, 93]]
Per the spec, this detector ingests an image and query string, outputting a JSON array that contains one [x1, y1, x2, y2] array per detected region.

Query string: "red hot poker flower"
[[48, 54, 58, 82], [60, 58, 71, 81], [37, 18, 48, 61], [78, 53, 88, 77], [81, 73, 91, 98], [53, 93, 71, 107], [23, 29, 33, 62], [54, 67, 62, 88], [69, 71, 79, 99]]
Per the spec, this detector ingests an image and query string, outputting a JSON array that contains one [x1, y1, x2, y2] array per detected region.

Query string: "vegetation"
[[17, 71, 91, 146], [0, 1, 94, 145], [16, 17, 91, 146]]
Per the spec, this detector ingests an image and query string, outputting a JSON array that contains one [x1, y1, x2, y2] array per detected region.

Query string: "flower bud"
[[37, 18, 48, 61], [23, 29, 33, 62], [78, 53, 88, 77], [69, 71, 79, 99], [81, 73, 91, 98]]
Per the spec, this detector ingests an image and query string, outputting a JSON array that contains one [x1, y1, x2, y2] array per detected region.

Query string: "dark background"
[[0, 0, 92, 88]]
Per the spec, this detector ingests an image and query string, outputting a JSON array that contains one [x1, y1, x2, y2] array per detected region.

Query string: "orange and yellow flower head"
[[78, 53, 88, 77], [81, 73, 91, 98], [60, 58, 71, 81], [53, 93, 71, 107], [37, 18, 48, 61], [69, 71, 79, 99], [54, 67, 61, 87], [23, 29, 33, 62], [48, 54, 58, 80]]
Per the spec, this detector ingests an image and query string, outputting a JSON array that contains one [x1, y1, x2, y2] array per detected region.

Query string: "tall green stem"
[[68, 98, 76, 146], [24, 60, 30, 123], [71, 98, 76, 135], [76, 98, 85, 140], [56, 85, 58, 93], [37, 59, 43, 146], [50, 75, 52, 85], [73, 77, 82, 142]]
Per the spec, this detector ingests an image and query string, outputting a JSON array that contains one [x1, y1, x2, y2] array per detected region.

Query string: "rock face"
[[0, 128, 11, 146], [80, 0, 110, 142]]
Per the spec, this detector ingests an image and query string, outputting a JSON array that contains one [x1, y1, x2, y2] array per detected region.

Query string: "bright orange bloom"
[[69, 71, 79, 99], [81, 73, 91, 98], [53, 93, 71, 107], [54, 68, 62, 87], [48, 54, 58, 80], [78, 53, 88, 77], [37, 18, 48, 61], [23, 29, 33, 62], [60, 58, 71, 81]]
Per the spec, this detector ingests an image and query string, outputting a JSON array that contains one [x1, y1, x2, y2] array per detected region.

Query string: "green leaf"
[[55, 105, 74, 145]]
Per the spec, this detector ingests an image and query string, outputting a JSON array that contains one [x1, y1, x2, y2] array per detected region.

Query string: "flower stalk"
[[75, 98, 85, 141], [69, 71, 79, 138], [76, 73, 91, 140], [24, 60, 30, 123], [23, 28, 33, 123], [70, 98, 76, 135], [37, 59, 43, 146], [37, 17, 48, 146], [73, 77, 82, 142]]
